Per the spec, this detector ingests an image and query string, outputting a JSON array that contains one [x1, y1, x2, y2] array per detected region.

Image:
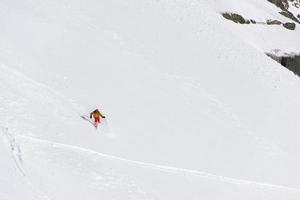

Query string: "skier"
[[90, 109, 106, 127]]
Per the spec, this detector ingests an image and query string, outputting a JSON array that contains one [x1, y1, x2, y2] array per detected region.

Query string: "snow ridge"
[[15, 134, 300, 193]]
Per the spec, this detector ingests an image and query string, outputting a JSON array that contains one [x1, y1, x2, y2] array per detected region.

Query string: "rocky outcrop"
[[222, 13, 250, 24], [279, 10, 300, 23], [267, 0, 289, 10], [283, 22, 296, 29], [267, 53, 300, 76], [268, 0, 300, 23], [267, 19, 282, 24], [222, 12, 296, 30]]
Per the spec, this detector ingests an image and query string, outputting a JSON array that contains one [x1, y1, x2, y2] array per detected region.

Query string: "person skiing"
[[90, 109, 105, 127]]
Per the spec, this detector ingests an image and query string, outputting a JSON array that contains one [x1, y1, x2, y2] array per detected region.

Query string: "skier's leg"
[[94, 117, 100, 127]]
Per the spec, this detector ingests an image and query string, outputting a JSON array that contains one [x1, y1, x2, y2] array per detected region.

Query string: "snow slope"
[[1, 0, 300, 199], [215, 0, 300, 54], [3, 128, 300, 200]]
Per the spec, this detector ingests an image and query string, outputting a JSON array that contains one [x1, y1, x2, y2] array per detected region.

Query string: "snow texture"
[[0, 0, 300, 199]]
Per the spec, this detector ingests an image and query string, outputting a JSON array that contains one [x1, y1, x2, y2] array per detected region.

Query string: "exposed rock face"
[[222, 13, 295, 30], [279, 10, 300, 23], [267, 54, 300, 76], [290, 0, 300, 8], [267, 19, 282, 24], [283, 22, 296, 29], [222, 13, 250, 24], [268, 0, 300, 23], [267, 0, 289, 10], [267, 0, 300, 10], [221, 1, 300, 75]]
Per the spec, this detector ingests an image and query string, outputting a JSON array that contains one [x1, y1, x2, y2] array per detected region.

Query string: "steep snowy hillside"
[[1, 0, 300, 199], [216, 0, 300, 54]]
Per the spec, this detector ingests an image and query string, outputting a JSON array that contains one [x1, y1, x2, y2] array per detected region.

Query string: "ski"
[[81, 115, 98, 129]]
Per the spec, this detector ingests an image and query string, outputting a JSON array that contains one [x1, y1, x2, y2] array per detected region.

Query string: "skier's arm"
[[90, 112, 93, 119], [100, 112, 106, 118]]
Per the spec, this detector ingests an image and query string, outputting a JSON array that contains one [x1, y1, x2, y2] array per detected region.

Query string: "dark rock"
[[267, 0, 289, 10], [279, 11, 300, 23], [283, 22, 296, 30], [266, 19, 282, 25], [222, 13, 247, 24], [267, 53, 300, 76]]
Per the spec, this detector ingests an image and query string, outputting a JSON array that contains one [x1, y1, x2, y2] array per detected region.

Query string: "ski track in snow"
[[2, 127, 26, 176], [1, 127, 52, 200], [10, 133, 300, 194], [1, 60, 299, 197]]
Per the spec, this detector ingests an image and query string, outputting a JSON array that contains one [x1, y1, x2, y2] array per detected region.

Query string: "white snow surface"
[[1, 0, 300, 199], [214, 0, 300, 54]]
